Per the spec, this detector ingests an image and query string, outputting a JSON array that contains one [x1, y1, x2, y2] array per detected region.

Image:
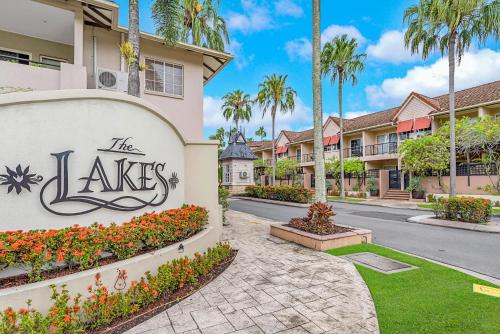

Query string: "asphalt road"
[[229, 199, 500, 280]]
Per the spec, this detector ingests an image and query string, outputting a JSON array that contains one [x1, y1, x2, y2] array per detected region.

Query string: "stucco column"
[[398, 158, 404, 191], [478, 106, 486, 118], [73, 10, 84, 66]]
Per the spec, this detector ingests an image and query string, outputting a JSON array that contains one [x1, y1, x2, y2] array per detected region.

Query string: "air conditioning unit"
[[96, 68, 128, 92], [239, 171, 249, 179]]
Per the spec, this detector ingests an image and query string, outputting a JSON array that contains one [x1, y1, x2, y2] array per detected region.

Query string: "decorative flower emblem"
[[169, 172, 180, 190], [0, 165, 43, 195]]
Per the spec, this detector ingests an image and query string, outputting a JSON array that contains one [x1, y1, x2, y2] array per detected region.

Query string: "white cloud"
[[285, 37, 312, 62], [321, 25, 366, 46], [204, 94, 312, 139], [228, 1, 273, 34], [285, 24, 366, 62], [228, 38, 254, 70], [326, 110, 371, 120], [365, 49, 500, 108], [366, 30, 420, 64], [275, 0, 303, 18]]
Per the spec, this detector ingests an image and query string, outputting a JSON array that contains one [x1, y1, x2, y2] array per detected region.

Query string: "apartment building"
[[251, 81, 500, 196], [0, 0, 232, 141]]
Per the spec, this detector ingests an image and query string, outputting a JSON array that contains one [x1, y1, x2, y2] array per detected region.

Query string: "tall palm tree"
[[209, 127, 226, 148], [404, 0, 500, 197], [152, 0, 182, 46], [312, 0, 326, 202], [222, 90, 252, 130], [255, 74, 296, 186], [255, 126, 267, 140], [321, 35, 366, 199], [128, 0, 141, 97], [181, 0, 229, 51]]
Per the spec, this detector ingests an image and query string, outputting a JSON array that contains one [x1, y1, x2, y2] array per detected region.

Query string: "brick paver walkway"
[[125, 210, 378, 334]]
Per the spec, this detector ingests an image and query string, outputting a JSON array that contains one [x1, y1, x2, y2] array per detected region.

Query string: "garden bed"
[[270, 223, 372, 251]]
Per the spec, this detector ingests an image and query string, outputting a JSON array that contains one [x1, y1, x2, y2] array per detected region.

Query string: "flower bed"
[[0, 205, 208, 283], [433, 197, 492, 224], [288, 202, 352, 235], [0, 243, 234, 334], [245, 185, 313, 204]]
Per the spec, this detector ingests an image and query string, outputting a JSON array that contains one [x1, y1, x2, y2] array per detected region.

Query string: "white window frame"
[[40, 55, 68, 65], [144, 57, 184, 99], [0, 47, 32, 64]]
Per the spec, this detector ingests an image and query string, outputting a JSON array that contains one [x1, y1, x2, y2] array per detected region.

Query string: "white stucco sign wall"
[[0, 91, 186, 230]]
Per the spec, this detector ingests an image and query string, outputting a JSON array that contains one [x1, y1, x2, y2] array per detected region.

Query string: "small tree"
[[255, 126, 267, 140], [325, 157, 365, 193], [399, 133, 450, 189], [276, 159, 299, 185]]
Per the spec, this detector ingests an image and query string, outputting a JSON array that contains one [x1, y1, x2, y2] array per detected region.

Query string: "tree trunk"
[[448, 33, 456, 197], [312, 0, 326, 202], [339, 73, 345, 199], [271, 110, 276, 186], [128, 0, 141, 97]]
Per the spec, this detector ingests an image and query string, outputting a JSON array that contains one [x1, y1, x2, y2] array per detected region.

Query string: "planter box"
[[270, 223, 372, 251], [0, 226, 218, 315]]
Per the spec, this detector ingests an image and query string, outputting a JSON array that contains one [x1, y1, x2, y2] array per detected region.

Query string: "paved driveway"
[[229, 199, 500, 280], [125, 210, 378, 334]]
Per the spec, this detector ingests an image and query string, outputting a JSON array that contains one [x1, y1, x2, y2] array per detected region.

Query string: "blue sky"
[[115, 0, 499, 139]]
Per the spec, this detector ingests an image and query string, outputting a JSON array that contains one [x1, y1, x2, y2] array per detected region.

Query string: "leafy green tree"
[[404, 0, 500, 197], [312, 0, 326, 202], [222, 90, 252, 130], [325, 158, 365, 191], [208, 127, 226, 149], [255, 126, 267, 140], [276, 159, 299, 185], [255, 74, 296, 186], [321, 34, 366, 199], [153, 0, 229, 51]]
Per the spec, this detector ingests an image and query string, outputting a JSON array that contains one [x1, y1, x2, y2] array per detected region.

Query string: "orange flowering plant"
[[0, 243, 233, 333], [0, 205, 208, 282]]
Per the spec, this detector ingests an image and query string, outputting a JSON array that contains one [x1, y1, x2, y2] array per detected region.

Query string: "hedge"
[[0, 205, 208, 282], [0, 243, 233, 333], [433, 197, 492, 224], [245, 185, 313, 204]]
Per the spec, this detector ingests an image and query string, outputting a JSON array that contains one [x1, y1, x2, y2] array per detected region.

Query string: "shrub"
[[366, 178, 378, 192], [0, 243, 233, 333], [0, 205, 208, 282], [245, 185, 313, 204], [289, 202, 337, 235], [218, 187, 230, 224], [433, 197, 492, 224]]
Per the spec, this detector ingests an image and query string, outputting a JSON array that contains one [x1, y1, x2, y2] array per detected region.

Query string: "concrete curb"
[[407, 215, 500, 233], [328, 199, 424, 211], [231, 196, 310, 208]]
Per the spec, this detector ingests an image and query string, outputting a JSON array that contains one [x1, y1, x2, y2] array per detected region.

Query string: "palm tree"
[[181, 0, 229, 51], [255, 74, 296, 186], [255, 126, 267, 140], [404, 0, 500, 197], [152, 0, 181, 46], [209, 127, 226, 148], [312, 0, 326, 202], [321, 35, 366, 199], [222, 90, 252, 130], [128, 0, 141, 97]]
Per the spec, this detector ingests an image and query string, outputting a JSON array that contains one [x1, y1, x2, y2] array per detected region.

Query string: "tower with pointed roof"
[[219, 131, 257, 194]]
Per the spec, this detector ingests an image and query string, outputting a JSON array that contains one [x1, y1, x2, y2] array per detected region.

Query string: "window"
[[496, 114, 500, 122], [350, 139, 363, 157], [145, 58, 184, 97], [324, 144, 340, 152], [224, 165, 231, 183], [0, 48, 30, 65], [40, 56, 67, 69]]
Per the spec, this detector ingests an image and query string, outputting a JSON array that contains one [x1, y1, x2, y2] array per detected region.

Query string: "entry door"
[[389, 170, 401, 189], [351, 139, 362, 157], [376, 135, 387, 154]]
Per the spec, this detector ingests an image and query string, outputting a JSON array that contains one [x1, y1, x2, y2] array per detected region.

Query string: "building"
[[0, 0, 232, 141], [251, 81, 500, 197], [219, 131, 257, 194]]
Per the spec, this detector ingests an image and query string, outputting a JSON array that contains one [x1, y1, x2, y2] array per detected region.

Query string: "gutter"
[[430, 100, 500, 116]]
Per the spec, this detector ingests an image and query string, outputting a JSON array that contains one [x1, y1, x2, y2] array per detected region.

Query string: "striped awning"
[[397, 120, 414, 133], [276, 146, 288, 154], [414, 117, 431, 131], [323, 135, 340, 145]]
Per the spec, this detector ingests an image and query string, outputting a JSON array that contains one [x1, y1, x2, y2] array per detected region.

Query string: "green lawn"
[[326, 244, 500, 334], [418, 203, 500, 215], [327, 196, 366, 203]]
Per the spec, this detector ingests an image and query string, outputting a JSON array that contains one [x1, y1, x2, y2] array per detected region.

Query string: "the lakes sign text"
[[0, 137, 180, 216]]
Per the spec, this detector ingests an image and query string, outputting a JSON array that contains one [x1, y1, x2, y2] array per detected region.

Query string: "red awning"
[[276, 146, 288, 154], [414, 117, 431, 131], [330, 135, 340, 145], [323, 137, 331, 145], [397, 120, 414, 133]]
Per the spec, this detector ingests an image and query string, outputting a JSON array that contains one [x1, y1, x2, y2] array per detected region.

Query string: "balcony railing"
[[365, 142, 398, 156], [0, 55, 61, 70], [343, 147, 363, 158], [301, 153, 314, 163]]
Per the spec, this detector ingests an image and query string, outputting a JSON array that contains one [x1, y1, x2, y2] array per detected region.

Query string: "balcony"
[[365, 142, 398, 156], [343, 147, 363, 158]]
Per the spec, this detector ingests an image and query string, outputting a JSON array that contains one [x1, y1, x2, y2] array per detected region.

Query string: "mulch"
[[285, 223, 353, 236], [86, 249, 238, 334]]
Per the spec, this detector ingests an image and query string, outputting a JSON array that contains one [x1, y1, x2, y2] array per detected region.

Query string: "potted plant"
[[407, 176, 425, 199], [366, 178, 379, 197]]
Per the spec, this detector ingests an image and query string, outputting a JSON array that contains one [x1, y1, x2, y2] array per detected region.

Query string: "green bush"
[[433, 197, 492, 224], [218, 187, 230, 224], [245, 185, 313, 204]]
